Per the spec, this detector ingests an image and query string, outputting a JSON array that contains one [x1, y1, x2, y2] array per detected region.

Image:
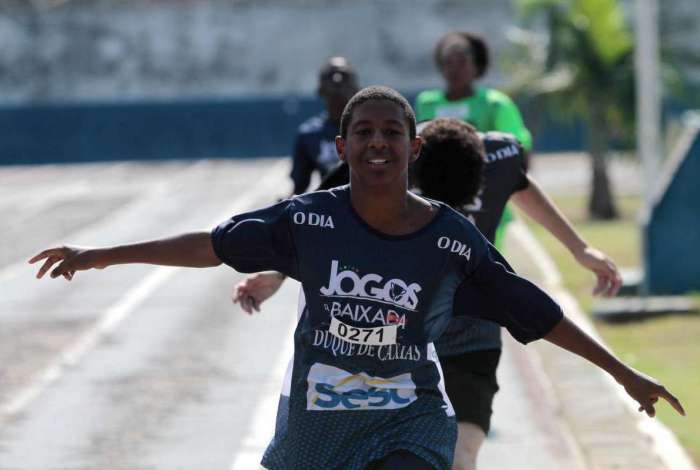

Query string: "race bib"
[[328, 316, 397, 346]]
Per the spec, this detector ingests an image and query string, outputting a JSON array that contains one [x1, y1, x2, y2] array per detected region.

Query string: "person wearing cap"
[[289, 57, 359, 195]]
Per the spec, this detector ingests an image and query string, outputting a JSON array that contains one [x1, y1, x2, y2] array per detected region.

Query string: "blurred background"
[[0, 0, 698, 160], [0, 0, 698, 468]]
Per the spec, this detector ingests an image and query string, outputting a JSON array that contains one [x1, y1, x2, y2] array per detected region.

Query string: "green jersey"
[[415, 87, 532, 151]]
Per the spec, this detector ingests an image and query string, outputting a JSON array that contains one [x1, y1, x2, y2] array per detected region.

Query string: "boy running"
[[31, 87, 683, 470]]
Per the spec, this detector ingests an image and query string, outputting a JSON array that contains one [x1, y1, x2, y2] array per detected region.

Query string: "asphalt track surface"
[[0, 158, 586, 469]]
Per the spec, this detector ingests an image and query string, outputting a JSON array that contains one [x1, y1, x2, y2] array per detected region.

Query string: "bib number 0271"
[[328, 317, 397, 346]]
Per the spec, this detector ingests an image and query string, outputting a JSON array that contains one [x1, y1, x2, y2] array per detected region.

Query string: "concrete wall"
[[3, 0, 560, 164], [0, 0, 516, 104]]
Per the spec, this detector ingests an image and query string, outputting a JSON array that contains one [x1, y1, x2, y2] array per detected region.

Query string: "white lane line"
[[229, 314, 295, 470], [0, 163, 184, 286], [0, 159, 231, 285], [0, 181, 90, 212], [0, 160, 288, 419], [0, 265, 175, 416]]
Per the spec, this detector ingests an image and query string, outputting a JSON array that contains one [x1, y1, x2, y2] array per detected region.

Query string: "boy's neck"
[[349, 181, 435, 236]]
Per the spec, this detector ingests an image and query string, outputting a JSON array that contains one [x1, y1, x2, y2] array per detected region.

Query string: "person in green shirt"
[[415, 31, 532, 152]]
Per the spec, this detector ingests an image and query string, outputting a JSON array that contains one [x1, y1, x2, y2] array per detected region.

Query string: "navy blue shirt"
[[317, 132, 531, 355], [463, 131, 529, 241], [211, 186, 561, 469], [290, 112, 341, 194]]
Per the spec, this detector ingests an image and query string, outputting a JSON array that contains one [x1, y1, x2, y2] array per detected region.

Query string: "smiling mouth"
[[368, 158, 389, 165]]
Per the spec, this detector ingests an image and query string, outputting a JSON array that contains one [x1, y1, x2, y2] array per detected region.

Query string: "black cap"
[[318, 56, 359, 96]]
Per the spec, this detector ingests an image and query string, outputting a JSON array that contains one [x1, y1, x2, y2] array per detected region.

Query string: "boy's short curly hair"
[[433, 31, 490, 79], [340, 85, 417, 139], [413, 118, 485, 208]]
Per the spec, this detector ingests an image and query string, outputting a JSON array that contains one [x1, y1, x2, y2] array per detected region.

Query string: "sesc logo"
[[319, 260, 421, 310], [437, 236, 471, 260], [313, 383, 412, 410], [293, 211, 335, 229], [307, 363, 417, 411]]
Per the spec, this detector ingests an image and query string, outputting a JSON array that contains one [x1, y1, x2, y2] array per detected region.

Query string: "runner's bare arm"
[[544, 316, 685, 418], [29, 231, 220, 280], [510, 175, 622, 297]]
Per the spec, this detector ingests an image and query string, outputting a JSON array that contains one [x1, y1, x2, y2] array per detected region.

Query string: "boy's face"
[[440, 47, 477, 91], [336, 100, 421, 188]]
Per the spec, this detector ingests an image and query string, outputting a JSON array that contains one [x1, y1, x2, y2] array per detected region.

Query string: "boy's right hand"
[[29, 246, 105, 281], [232, 271, 286, 314]]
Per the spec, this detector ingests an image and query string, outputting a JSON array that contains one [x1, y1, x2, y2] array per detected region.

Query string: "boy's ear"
[[335, 135, 346, 162], [409, 136, 423, 163]]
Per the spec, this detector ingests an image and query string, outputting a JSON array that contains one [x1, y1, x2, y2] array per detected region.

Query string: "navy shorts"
[[439, 349, 501, 433]]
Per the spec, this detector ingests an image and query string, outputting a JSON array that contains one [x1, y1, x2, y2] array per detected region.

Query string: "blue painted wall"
[[0, 97, 327, 164], [0, 93, 593, 165], [645, 125, 700, 295]]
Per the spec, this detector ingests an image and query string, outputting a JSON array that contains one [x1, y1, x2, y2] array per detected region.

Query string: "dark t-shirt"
[[317, 132, 530, 355], [290, 112, 341, 194], [435, 132, 529, 355], [211, 186, 560, 469], [465, 131, 529, 241]]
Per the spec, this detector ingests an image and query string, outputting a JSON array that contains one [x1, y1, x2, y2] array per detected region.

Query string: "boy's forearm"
[[544, 316, 631, 384], [93, 231, 221, 268], [511, 177, 587, 256]]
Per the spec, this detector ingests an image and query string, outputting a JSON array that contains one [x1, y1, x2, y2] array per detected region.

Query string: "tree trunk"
[[589, 153, 618, 219], [586, 112, 619, 219]]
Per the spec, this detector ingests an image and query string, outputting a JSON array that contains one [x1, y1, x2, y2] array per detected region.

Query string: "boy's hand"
[[232, 271, 286, 314], [618, 368, 685, 418], [574, 246, 622, 297], [29, 246, 105, 281]]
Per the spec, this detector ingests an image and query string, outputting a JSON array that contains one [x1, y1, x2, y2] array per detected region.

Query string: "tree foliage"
[[510, 0, 638, 218]]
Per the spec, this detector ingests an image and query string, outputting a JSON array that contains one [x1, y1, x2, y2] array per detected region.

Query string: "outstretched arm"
[[545, 316, 685, 418], [29, 231, 220, 280], [460, 245, 685, 419], [510, 175, 622, 297]]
